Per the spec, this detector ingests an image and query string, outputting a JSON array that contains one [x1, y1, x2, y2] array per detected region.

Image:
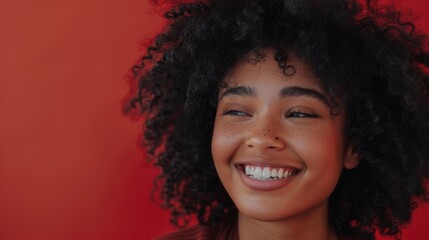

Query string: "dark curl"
[[124, 0, 429, 239]]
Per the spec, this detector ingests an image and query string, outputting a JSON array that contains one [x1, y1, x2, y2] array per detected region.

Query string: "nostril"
[[245, 134, 286, 150]]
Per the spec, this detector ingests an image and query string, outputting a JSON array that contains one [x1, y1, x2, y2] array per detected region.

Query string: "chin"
[[235, 200, 296, 222], [234, 196, 329, 224]]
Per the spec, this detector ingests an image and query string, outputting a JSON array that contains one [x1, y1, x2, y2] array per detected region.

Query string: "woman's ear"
[[344, 144, 361, 170]]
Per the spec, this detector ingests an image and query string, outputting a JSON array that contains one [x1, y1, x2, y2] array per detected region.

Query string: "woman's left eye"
[[223, 110, 251, 116], [286, 111, 318, 118]]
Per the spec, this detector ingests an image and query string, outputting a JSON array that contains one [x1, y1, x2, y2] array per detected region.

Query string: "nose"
[[245, 122, 286, 151]]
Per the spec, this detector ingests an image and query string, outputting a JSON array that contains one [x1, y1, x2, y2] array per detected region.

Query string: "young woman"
[[125, 0, 429, 239]]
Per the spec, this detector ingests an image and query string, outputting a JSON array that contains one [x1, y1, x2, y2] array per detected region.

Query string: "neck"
[[237, 202, 337, 240]]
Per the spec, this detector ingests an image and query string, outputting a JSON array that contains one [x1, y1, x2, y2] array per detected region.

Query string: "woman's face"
[[211, 49, 359, 223]]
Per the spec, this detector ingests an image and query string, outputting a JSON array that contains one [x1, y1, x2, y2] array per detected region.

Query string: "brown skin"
[[211, 49, 360, 240]]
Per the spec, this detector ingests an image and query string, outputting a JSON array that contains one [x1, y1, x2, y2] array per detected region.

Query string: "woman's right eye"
[[222, 110, 251, 116]]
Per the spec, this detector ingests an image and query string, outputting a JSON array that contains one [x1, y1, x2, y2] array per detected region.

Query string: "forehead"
[[222, 49, 323, 91]]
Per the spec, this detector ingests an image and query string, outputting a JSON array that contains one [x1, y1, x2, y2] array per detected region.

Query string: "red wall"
[[0, 1, 428, 240]]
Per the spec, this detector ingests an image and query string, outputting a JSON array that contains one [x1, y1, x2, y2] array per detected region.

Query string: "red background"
[[0, 1, 428, 239]]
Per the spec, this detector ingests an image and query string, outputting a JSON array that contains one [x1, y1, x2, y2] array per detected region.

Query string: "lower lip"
[[236, 165, 298, 191]]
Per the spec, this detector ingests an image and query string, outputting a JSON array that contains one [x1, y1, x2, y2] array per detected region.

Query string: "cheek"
[[290, 126, 345, 182], [211, 119, 245, 196], [211, 120, 242, 165]]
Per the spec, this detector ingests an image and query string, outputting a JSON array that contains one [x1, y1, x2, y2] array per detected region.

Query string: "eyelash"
[[286, 111, 318, 118], [222, 110, 250, 116], [222, 110, 319, 118]]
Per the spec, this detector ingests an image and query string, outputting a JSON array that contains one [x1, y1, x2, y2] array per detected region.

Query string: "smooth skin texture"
[[211, 49, 360, 240]]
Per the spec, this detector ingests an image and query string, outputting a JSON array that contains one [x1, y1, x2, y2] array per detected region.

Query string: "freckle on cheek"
[[222, 124, 239, 137]]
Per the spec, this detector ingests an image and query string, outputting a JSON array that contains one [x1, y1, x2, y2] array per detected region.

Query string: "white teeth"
[[271, 168, 277, 178], [245, 165, 250, 175], [243, 165, 297, 181], [278, 168, 284, 179], [285, 169, 292, 178], [262, 167, 271, 179], [254, 167, 262, 178]]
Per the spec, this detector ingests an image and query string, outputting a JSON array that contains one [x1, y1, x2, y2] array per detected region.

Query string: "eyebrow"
[[280, 86, 330, 107], [219, 85, 330, 107], [220, 86, 256, 99]]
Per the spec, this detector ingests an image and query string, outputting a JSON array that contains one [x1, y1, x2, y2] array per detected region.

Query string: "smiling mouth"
[[237, 164, 301, 181]]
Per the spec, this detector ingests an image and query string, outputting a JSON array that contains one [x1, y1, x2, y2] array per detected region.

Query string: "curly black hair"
[[124, 0, 429, 239]]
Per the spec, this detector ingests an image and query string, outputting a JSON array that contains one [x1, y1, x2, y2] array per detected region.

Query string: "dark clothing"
[[155, 214, 238, 240], [155, 214, 356, 240]]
